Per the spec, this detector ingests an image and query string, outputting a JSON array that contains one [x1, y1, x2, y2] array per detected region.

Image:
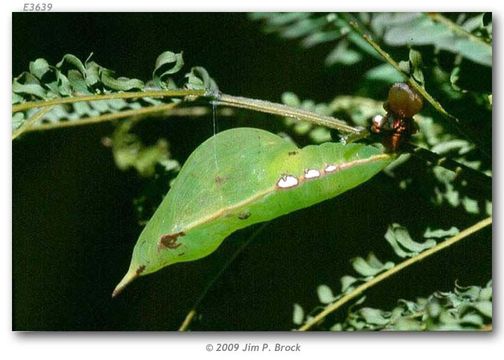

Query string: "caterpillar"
[[113, 127, 392, 296]]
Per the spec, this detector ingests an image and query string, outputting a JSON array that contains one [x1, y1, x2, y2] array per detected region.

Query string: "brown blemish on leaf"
[[238, 211, 251, 220], [288, 151, 298, 156], [136, 265, 146, 276], [159, 231, 185, 250]]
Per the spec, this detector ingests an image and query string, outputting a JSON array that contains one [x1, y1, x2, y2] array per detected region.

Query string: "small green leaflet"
[[113, 128, 392, 296]]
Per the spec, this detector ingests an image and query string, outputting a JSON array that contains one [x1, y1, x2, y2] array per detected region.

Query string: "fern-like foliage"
[[12, 51, 216, 133], [12, 51, 219, 225], [293, 224, 492, 330], [250, 12, 492, 67], [333, 281, 492, 331], [252, 12, 492, 153]]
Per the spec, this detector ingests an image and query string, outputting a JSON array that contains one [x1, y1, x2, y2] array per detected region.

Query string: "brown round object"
[[387, 83, 423, 118]]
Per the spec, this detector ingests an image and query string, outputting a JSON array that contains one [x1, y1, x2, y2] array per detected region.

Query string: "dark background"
[[12, 13, 491, 330]]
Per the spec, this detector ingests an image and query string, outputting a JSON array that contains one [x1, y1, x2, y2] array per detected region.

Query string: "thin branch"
[[178, 223, 270, 331], [12, 89, 206, 113], [24, 102, 178, 132], [20, 105, 233, 133], [217, 93, 368, 136], [298, 216, 492, 331], [12, 88, 491, 191], [12, 106, 54, 140], [427, 13, 492, 47]]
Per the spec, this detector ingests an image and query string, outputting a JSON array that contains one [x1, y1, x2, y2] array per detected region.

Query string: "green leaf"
[[56, 71, 73, 96], [56, 53, 87, 75], [347, 31, 380, 60], [12, 92, 24, 105], [309, 127, 332, 143], [13, 51, 215, 135], [12, 75, 48, 99], [383, 13, 492, 66], [393, 318, 423, 331], [358, 308, 390, 326], [302, 31, 342, 48], [423, 226, 459, 239], [431, 139, 474, 155], [185, 66, 218, 93], [398, 60, 410, 74], [332, 281, 492, 331], [84, 61, 101, 87], [340, 275, 358, 293], [317, 285, 335, 304], [292, 303, 304, 325], [454, 39, 492, 67], [111, 120, 173, 178], [385, 223, 437, 258], [153, 51, 184, 88], [409, 48, 424, 85], [280, 17, 327, 39], [66, 70, 92, 95], [281, 92, 300, 107], [29, 58, 51, 80], [100, 68, 144, 91], [325, 40, 362, 66], [364, 63, 403, 83], [479, 284, 492, 301], [114, 128, 392, 293], [351, 253, 394, 277], [472, 301, 492, 318], [255, 12, 310, 27], [12, 112, 25, 130], [450, 66, 461, 91]]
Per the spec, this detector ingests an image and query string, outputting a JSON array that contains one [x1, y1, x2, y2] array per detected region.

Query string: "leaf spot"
[[288, 151, 298, 156], [276, 175, 299, 189], [304, 169, 321, 179], [136, 265, 146, 276], [158, 231, 185, 250]]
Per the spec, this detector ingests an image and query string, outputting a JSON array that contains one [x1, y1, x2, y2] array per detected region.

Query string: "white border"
[[3, 1, 502, 359]]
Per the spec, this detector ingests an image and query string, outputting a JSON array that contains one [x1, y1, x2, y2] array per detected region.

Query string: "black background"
[[12, 13, 491, 330]]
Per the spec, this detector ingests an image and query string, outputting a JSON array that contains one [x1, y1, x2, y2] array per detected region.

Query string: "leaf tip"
[[111, 265, 145, 298]]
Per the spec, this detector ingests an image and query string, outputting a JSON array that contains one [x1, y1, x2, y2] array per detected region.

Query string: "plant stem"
[[25, 102, 178, 132], [12, 89, 491, 191], [298, 216, 492, 331], [427, 13, 492, 47], [20, 105, 233, 133], [217, 93, 367, 135], [12, 89, 206, 113], [12, 106, 54, 140], [178, 223, 269, 331]]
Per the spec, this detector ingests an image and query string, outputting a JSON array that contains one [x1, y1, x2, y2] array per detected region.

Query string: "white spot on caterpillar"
[[324, 164, 338, 173], [304, 169, 321, 179], [276, 175, 299, 189]]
